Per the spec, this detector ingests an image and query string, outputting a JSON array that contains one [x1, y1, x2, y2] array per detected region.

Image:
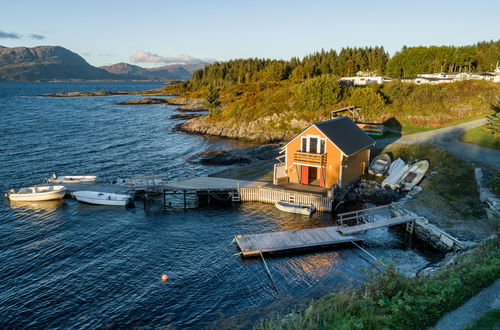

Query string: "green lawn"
[[459, 126, 500, 150]]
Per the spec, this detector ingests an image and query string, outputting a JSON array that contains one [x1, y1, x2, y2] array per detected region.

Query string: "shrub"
[[349, 87, 386, 121], [294, 74, 343, 111]]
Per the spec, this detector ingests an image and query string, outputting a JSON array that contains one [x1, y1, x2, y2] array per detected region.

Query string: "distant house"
[[274, 117, 375, 189], [401, 77, 455, 85], [340, 76, 392, 86]]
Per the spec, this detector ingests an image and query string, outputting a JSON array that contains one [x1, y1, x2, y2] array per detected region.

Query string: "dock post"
[[144, 193, 148, 211], [183, 190, 187, 210], [207, 189, 210, 205]]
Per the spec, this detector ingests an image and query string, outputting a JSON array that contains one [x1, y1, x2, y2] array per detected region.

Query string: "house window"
[[320, 139, 326, 154], [301, 137, 307, 152], [309, 138, 318, 153]]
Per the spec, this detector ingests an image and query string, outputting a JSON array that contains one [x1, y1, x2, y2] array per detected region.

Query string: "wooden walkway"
[[337, 215, 414, 235], [235, 227, 360, 257], [164, 177, 266, 190]]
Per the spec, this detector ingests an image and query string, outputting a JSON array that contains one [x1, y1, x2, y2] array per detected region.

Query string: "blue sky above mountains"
[[1, 0, 499, 67]]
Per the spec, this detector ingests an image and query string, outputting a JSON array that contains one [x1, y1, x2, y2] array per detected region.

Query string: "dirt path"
[[376, 119, 500, 168]]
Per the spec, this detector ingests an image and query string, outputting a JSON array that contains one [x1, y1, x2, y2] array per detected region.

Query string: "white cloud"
[[129, 50, 215, 64]]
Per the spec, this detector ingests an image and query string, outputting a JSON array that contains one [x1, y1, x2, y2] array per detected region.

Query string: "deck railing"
[[293, 151, 327, 167]]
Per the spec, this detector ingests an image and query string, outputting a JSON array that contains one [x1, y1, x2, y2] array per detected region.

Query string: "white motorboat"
[[73, 191, 131, 206], [5, 185, 66, 201], [275, 200, 316, 216], [398, 160, 429, 191], [368, 153, 391, 176], [382, 158, 408, 189], [48, 174, 97, 184]]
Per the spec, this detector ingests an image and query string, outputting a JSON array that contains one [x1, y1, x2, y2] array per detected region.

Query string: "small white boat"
[[368, 153, 391, 176], [275, 200, 316, 216], [73, 191, 131, 206], [398, 160, 429, 191], [387, 158, 405, 175], [382, 160, 409, 189], [5, 185, 66, 201], [48, 174, 97, 184]]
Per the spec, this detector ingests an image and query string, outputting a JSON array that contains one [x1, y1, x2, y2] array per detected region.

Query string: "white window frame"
[[303, 135, 326, 154]]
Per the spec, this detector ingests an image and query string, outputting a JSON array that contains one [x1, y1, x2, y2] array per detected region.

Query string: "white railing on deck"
[[239, 187, 333, 212]]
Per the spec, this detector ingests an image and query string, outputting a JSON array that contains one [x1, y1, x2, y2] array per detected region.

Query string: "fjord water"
[[0, 82, 430, 328]]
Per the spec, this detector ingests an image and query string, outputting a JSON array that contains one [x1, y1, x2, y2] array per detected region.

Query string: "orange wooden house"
[[275, 116, 375, 189]]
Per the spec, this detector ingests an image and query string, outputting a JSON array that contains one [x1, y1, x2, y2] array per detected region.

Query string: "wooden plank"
[[337, 215, 413, 235], [235, 226, 359, 257]]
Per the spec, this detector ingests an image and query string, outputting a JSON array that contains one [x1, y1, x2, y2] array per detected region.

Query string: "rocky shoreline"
[[179, 115, 300, 142], [117, 97, 169, 105]]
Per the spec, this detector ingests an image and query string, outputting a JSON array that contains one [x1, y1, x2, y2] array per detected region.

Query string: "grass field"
[[459, 125, 500, 150]]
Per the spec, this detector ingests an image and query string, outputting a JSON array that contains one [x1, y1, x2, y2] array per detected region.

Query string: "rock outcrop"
[[168, 98, 207, 112], [117, 98, 168, 105], [170, 114, 203, 120], [179, 115, 303, 142]]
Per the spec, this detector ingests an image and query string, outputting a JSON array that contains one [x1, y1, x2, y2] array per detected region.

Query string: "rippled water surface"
[[0, 82, 431, 328]]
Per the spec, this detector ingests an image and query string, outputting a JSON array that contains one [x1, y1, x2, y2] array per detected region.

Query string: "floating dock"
[[235, 226, 360, 257], [235, 202, 417, 258], [337, 215, 414, 235]]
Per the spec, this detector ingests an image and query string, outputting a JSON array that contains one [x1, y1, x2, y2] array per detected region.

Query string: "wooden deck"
[[337, 215, 414, 235], [235, 227, 359, 257], [164, 177, 266, 190]]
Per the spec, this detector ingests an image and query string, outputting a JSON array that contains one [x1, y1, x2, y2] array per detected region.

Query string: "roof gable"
[[314, 117, 375, 155]]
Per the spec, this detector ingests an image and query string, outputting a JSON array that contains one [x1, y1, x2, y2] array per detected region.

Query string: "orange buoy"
[[161, 274, 168, 282]]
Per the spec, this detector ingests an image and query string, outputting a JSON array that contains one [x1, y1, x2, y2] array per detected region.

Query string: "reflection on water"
[[0, 82, 435, 328], [8, 199, 65, 214]]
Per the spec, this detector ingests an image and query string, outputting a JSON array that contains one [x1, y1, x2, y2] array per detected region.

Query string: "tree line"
[[189, 40, 499, 89]]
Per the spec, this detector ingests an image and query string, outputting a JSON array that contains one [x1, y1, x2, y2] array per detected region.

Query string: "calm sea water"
[[0, 82, 431, 328]]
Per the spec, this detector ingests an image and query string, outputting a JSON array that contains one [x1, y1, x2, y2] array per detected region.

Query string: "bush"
[[294, 74, 343, 111], [349, 87, 386, 121], [382, 80, 415, 105]]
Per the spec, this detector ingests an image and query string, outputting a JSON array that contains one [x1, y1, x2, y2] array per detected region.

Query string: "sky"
[[1, 0, 499, 67]]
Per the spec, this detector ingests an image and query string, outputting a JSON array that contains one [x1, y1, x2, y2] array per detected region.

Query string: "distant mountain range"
[[0, 45, 207, 81]]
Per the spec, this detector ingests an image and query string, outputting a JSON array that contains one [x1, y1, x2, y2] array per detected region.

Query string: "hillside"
[[0, 46, 117, 81], [176, 79, 499, 142], [99, 62, 207, 81], [146, 40, 500, 142]]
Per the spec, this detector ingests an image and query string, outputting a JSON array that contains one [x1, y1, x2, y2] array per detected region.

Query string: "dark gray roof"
[[314, 117, 374, 155]]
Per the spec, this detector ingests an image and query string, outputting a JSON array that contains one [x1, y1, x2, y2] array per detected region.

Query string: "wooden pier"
[[45, 175, 335, 211], [235, 202, 418, 258], [235, 227, 360, 257]]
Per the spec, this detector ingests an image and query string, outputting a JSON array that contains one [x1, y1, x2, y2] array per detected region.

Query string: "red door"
[[301, 166, 309, 185]]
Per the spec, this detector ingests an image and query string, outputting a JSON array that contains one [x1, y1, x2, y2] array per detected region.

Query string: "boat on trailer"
[[73, 191, 131, 206], [48, 174, 97, 184], [275, 200, 316, 216], [368, 153, 391, 176], [5, 185, 66, 201]]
